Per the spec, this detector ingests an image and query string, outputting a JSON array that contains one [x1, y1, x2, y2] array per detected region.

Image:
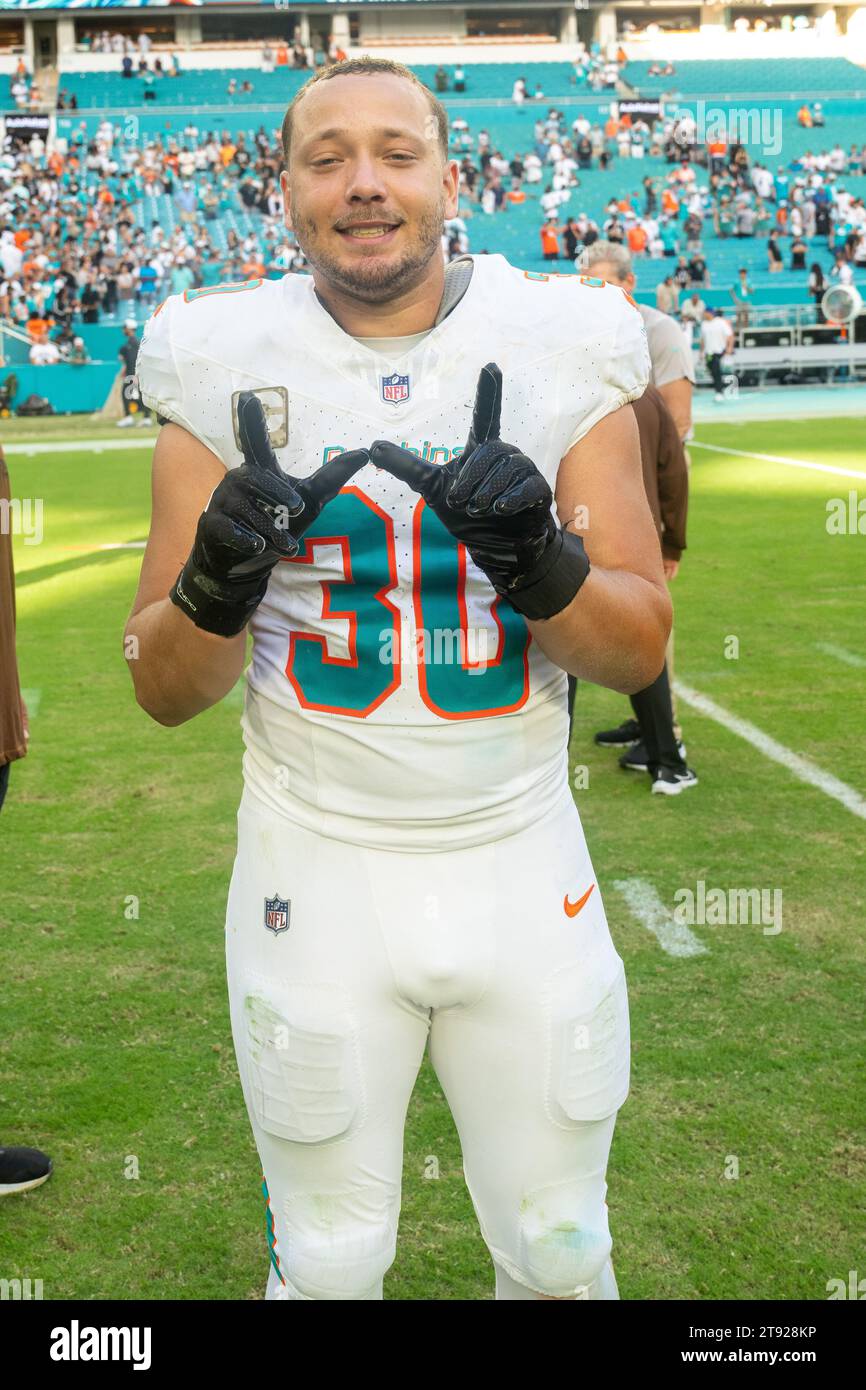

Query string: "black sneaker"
[[595, 718, 641, 748], [620, 739, 688, 772], [0, 1146, 53, 1196], [651, 766, 699, 796], [619, 739, 649, 771]]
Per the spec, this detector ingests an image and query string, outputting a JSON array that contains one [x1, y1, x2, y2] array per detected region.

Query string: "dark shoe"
[[0, 1146, 53, 1195], [620, 739, 688, 773], [651, 766, 699, 796], [595, 718, 641, 748], [619, 739, 649, 771]]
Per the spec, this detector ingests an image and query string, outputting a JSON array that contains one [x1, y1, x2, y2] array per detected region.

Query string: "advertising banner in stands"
[[617, 99, 663, 119], [0, 0, 505, 7], [0, 1, 485, 8], [0, 2, 204, 8], [0, 2, 204, 10], [3, 114, 51, 140]]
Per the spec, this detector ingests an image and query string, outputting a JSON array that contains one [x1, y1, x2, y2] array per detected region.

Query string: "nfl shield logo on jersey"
[[264, 895, 291, 935], [381, 373, 410, 405]]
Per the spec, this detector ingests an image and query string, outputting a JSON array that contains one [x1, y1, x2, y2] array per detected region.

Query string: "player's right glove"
[[170, 391, 368, 637], [369, 363, 590, 620]]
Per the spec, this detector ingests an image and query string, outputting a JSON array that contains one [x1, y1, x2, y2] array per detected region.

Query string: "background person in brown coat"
[[568, 386, 697, 794], [0, 447, 27, 805], [0, 444, 53, 1195]]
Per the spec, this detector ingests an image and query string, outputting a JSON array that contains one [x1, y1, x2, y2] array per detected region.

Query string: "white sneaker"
[[116, 416, 134, 427], [651, 766, 699, 795], [714, 392, 724, 402]]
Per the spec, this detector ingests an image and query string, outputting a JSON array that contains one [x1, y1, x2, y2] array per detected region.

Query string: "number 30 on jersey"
[[284, 487, 531, 721]]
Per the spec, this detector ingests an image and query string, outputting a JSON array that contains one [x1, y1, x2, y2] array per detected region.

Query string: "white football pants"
[[225, 784, 630, 1301]]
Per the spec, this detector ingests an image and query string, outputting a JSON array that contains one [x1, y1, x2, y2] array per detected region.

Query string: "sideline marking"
[[2, 437, 156, 457], [612, 878, 709, 958], [690, 440, 866, 481], [674, 679, 866, 822], [815, 641, 866, 669]]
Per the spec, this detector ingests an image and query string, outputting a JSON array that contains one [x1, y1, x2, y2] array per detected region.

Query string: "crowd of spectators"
[[1, 74, 864, 382], [7, 57, 42, 113], [431, 98, 866, 297], [0, 122, 304, 365], [82, 29, 155, 57], [572, 41, 628, 93]]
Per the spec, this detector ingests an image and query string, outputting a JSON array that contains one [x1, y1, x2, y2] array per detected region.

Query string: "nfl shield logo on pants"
[[264, 895, 290, 935], [381, 373, 410, 405]]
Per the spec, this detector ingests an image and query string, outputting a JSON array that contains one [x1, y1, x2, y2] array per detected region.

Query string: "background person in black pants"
[[117, 319, 153, 427], [699, 307, 734, 402], [0, 445, 53, 1196], [567, 386, 697, 795]]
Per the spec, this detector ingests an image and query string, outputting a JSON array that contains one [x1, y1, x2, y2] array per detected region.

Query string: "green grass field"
[[1, 415, 864, 1300]]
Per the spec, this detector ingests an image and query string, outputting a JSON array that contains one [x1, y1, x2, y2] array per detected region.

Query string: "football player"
[[127, 57, 670, 1301]]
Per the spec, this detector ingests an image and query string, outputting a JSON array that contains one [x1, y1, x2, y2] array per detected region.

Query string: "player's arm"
[[124, 422, 247, 727], [657, 376, 692, 441], [652, 318, 695, 440], [528, 404, 670, 694]]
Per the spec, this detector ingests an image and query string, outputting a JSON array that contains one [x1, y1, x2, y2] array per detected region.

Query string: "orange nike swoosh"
[[564, 883, 595, 918]]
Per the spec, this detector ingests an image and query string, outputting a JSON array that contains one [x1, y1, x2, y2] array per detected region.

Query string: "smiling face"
[[282, 73, 458, 305]]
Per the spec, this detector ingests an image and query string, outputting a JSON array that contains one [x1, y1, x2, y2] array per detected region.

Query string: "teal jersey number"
[[284, 488, 530, 719]]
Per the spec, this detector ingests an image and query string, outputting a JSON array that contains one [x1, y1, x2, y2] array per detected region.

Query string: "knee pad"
[[283, 1187, 398, 1301], [240, 977, 363, 1144], [516, 1180, 613, 1298]]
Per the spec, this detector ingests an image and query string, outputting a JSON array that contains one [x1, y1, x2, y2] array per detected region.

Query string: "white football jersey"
[[137, 255, 649, 850]]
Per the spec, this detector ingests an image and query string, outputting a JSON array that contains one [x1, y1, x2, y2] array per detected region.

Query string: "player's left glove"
[[170, 392, 369, 637], [369, 363, 590, 620]]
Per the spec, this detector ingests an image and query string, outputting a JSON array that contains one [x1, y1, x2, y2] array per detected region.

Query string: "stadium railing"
[[725, 341, 866, 386]]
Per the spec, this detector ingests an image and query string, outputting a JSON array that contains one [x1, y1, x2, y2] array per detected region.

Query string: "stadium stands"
[[56, 62, 587, 112], [3, 55, 865, 413], [623, 57, 866, 96]]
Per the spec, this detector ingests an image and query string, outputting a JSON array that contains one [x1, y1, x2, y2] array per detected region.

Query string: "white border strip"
[[690, 440, 866, 481], [674, 679, 866, 822]]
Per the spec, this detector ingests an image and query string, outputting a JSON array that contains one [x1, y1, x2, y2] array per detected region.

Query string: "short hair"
[[578, 239, 633, 281], [281, 57, 449, 165]]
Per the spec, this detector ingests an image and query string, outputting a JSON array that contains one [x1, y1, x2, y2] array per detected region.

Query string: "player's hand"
[[171, 392, 368, 636], [371, 363, 554, 593], [369, 364, 590, 620]]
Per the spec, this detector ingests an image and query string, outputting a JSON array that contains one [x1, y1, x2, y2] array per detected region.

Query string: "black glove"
[[369, 363, 590, 620], [170, 392, 368, 637]]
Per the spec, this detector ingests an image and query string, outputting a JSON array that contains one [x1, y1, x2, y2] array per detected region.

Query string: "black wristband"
[[169, 559, 266, 638], [503, 528, 590, 621]]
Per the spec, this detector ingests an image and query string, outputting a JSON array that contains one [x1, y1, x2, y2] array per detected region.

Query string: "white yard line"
[[815, 641, 866, 669], [690, 440, 866, 481], [2, 437, 156, 456], [612, 878, 709, 958], [674, 679, 866, 822]]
